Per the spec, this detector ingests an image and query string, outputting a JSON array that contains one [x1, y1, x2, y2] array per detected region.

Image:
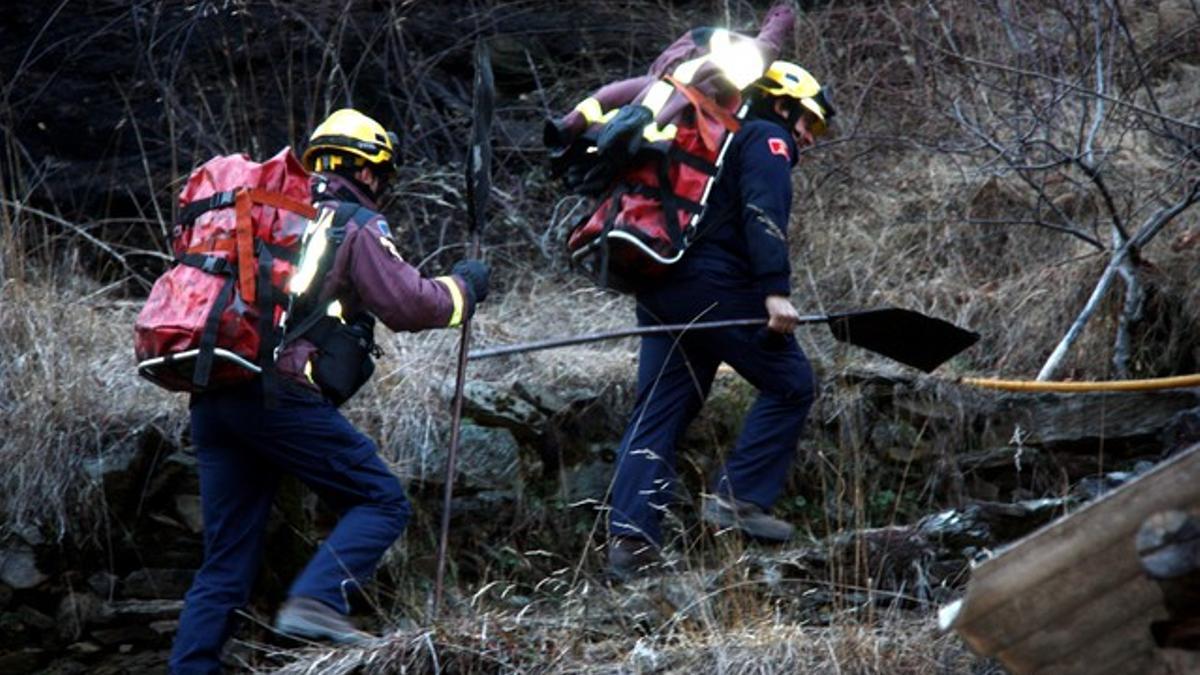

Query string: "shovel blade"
[[826, 308, 980, 373]]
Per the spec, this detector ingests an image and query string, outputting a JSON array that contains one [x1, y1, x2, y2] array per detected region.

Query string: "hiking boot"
[[274, 596, 374, 645], [606, 536, 667, 583], [702, 494, 795, 543]]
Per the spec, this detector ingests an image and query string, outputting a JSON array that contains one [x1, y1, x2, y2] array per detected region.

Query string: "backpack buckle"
[[211, 190, 237, 210]]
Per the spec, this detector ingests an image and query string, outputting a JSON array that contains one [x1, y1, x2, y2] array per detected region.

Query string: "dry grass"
[[0, 276, 186, 542], [258, 570, 997, 674], [2, 1, 1198, 672]]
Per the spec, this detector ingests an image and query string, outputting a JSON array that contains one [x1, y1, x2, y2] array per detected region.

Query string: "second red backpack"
[[563, 80, 743, 292]]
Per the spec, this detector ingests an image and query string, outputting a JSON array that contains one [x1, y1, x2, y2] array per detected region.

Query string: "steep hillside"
[[1, 1, 1198, 673]]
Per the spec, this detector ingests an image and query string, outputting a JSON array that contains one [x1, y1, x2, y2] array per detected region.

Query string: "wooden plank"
[[945, 443, 1200, 671], [996, 572, 1165, 673], [1032, 616, 1162, 675], [956, 533, 1147, 655]]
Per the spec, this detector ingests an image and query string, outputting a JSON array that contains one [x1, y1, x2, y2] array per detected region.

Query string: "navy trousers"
[[608, 281, 816, 545], [169, 382, 410, 675]]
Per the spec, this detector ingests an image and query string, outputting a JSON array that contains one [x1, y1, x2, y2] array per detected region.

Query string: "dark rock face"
[[1, 1, 657, 285]]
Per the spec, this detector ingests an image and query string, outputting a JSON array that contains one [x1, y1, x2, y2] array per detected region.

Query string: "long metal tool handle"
[[468, 316, 802, 360], [435, 38, 493, 616], [468, 307, 981, 374]]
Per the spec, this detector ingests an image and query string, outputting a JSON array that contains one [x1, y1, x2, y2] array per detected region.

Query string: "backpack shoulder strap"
[[329, 201, 361, 244], [280, 201, 368, 346]]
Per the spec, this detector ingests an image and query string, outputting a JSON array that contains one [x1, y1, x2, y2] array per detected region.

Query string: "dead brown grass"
[[261, 577, 997, 674], [0, 276, 185, 543], [2, 0, 1198, 672]]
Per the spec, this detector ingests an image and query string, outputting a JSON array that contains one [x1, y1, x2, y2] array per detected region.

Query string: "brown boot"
[[606, 536, 667, 583], [702, 494, 794, 543], [274, 596, 374, 645]]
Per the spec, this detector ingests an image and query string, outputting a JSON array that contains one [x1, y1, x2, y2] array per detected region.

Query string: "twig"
[[0, 198, 154, 289]]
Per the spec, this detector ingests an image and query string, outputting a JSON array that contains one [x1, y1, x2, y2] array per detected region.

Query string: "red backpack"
[[134, 147, 317, 392], [564, 79, 742, 292]]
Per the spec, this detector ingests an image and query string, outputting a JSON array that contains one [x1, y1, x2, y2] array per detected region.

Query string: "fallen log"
[[940, 443, 1200, 674]]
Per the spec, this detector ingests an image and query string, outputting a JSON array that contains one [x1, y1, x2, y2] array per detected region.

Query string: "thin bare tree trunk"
[[1112, 260, 1145, 378], [1038, 184, 1200, 380]]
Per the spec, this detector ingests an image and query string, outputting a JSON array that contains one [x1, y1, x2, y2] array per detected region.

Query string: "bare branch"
[[1037, 180, 1200, 379], [930, 47, 1200, 132], [0, 199, 156, 289]]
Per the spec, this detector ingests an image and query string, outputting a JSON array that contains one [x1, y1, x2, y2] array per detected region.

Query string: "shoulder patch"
[[767, 137, 790, 160], [374, 218, 392, 238], [378, 234, 403, 261]]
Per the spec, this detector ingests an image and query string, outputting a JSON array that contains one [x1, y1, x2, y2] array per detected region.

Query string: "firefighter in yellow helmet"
[[751, 61, 836, 148], [170, 107, 490, 672], [606, 62, 835, 581]]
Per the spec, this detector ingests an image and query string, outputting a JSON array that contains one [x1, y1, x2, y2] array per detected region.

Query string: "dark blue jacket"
[[674, 118, 798, 296]]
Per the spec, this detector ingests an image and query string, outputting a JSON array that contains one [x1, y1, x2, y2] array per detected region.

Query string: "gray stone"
[[87, 571, 118, 599], [144, 452, 199, 504], [0, 544, 49, 589], [1162, 407, 1200, 454], [513, 381, 599, 415], [172, 495, 204, 534], [918, 498, 1072, 551], [82, 424, 173, 517], [0, 648, 46, 674], [121, 568, 194, 600], [459, 381, 547, 441], [11, 524, 45, 547], [149, 619, 179, 636], [67, 641, 102, 655], [15, 604, 55, 631], [418, 423, 526, 490], [458, 423, 521, 488], [56, 592, 106, 641], [557, 444, 616, 502], [100, 599, 184, 623], [82, 434, 150, 506]]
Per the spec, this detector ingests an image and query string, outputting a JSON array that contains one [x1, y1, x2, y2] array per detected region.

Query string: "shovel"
[[468, 307, 979, 373]]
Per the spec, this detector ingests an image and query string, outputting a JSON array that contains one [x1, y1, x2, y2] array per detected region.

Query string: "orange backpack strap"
[[232, 189, 319, 305], [234, 190, 258, 304], [246, 188, 318, 220], [664, 75, 741, 151]]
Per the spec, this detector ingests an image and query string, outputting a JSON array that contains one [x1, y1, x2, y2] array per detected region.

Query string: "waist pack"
[[134, 147, 317, 392], [299, 313, 379, 406], [562, 79, 743, 292]]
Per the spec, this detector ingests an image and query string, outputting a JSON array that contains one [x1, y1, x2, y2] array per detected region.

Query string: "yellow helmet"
[[755, 62, 835, 132], [302, 108, 398, 172]]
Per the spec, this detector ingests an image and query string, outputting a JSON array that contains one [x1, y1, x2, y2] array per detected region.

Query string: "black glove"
[[596, 104, 653, 166], [452, 259, 490, 306]]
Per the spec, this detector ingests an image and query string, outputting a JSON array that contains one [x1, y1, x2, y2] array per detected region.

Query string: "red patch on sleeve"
[[768, 137, 790, 160]]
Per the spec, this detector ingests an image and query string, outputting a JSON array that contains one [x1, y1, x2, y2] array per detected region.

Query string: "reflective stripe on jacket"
[[276, 174, 470, 391]]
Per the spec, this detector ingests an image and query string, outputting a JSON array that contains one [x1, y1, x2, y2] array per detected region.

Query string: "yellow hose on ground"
[[960, 374, 1200, 393]]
